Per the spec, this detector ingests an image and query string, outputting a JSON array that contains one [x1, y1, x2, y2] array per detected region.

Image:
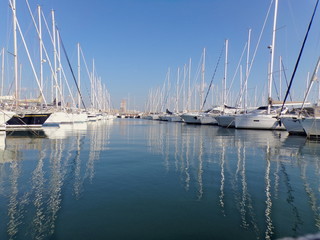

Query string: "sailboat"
[[6, 0, 51, 129], [214, 39, 244, 128], [180, 48, 222, 125], [279, 0, 320, 137], [234, 0, 287, 130]]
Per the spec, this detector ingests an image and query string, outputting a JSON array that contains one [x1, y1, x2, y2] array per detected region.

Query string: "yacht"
[[6, 111, 51, 129], [235, 106, 287, 130]]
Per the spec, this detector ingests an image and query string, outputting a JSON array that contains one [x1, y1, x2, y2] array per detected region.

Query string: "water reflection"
[[0, 120, 113, 240], [144, 121, 320, 239], [1, 119, 320, 239]]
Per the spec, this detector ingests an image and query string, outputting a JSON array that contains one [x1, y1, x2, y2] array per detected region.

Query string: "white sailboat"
[[235, 105, 286, 130], [281, 0, 320, 138], [216, 30, 252, 128], [5, 0, 51, 129], [180, 48, 219, 125], [235, 0, 287, 130]]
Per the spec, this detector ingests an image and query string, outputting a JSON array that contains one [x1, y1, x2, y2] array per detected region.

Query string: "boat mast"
[[1, 48, 4, 97], [188, 58, 191, 112], [11, 0, 19, 107], [38, 5, 43, 93], [268, 0, 278, 114], [183, 64, 186, 111], [77, 43, 81, 110], [52, 10, 58, 108], [92, 59, 95, 110], [175, 67, 180, 113], [200, 48, 205, 110], [56, 30, 63, 109], [245, 29, 251, 112], [223, 39, 228, 107]]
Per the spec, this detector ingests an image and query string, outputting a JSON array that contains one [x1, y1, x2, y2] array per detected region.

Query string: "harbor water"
[[0, 119, 319, 240]]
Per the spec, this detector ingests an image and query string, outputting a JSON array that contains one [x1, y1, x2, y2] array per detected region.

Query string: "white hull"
[[159, 115, 169, 121], [143, 114, 160, 120], [0, 111, 15, 130], [97, 114, 103, 120], [181, 113, 217, 124], [104, 114, 116, 120], [87, 113, 98, 121], [142, 115, 152, 120], [44, 111, 73, 125], [300, 117, 320, 138], [167, 115, 183, 122], [151, 114, 160, 120], [280, 116, 305, 135], [160, 114, 182, 122], [72, 112, 88, 123], [180, 113, 201, 124], [235, 114, 285, 130], [45, 111, 88, 126], [215, 115, 235, 128], [200, 114, 217, 125]]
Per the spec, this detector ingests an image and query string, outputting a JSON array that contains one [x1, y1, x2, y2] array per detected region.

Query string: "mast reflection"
[[145, 121, 320, 238], [0, 120, 111, 239]]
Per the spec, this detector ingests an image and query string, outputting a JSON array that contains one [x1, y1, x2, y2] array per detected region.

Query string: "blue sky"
[[1, 0, 320, 111]]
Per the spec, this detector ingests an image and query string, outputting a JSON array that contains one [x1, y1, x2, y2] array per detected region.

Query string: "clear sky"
[[1, 0, 320, 111]]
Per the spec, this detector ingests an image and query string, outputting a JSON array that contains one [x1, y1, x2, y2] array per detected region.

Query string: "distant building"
[[120, 99, 127, 113]]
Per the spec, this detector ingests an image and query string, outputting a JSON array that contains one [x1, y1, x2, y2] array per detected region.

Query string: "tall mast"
[[188, 58, 191, 111], [268, 0, 278, 114], [56, 29, 63, 108], [1, 48, 4, 97], [176, 67, 180, 112], [245, 29, 251, 111], [11, 0, 19, 107], [92, 59, 95, 109], [223, 39, 228, 106], [77, 43, 81, 109], [52, 9, 58, 107], [200, 48, 205, 109], [38, 5, 43, 93], [183, 64, 186, 111]]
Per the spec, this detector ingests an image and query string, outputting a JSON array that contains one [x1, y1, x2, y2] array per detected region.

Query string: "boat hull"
[[235, 114, 285, 130], [215, 115, 235, 128], [280, 116, 305, 135], [180, 113, 201, 124], [0, 111, 16, 131], [300, 117, 320, 139], [181, 113, 217, 124], [6, 113, 51, 129]]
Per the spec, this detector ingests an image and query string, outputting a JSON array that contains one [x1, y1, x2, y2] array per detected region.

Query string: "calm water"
[[0, 119, 319, 240]]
